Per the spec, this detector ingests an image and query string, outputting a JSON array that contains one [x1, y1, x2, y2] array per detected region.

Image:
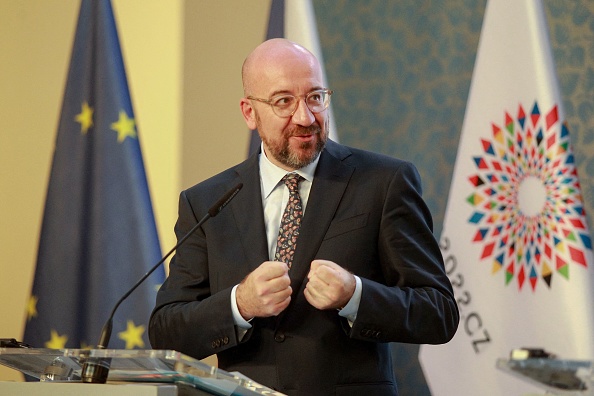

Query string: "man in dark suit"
[[149, 38, 459, 396]]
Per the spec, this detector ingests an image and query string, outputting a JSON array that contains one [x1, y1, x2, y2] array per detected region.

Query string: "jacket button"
[[274, 333, 285, 342]]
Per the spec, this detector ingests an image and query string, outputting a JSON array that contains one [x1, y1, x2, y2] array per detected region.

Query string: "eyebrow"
[[269, 86, 325, 97]]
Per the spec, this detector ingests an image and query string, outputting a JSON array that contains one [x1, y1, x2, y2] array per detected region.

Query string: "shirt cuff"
[[338, 275, 362, 324], [231, 284, 253, 330]]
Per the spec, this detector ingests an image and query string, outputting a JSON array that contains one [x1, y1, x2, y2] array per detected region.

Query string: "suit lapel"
[[286, 142, 354, 305], [231, 154, 269, 272]]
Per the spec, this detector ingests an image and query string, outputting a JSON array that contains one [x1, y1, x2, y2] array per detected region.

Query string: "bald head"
[[242, 39, 321, 96]]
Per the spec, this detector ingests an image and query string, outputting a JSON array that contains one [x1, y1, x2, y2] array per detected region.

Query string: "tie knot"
[[282, 173, 303, 191]]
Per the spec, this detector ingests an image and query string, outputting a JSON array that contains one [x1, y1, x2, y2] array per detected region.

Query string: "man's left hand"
[[304, 260, 356, 310]]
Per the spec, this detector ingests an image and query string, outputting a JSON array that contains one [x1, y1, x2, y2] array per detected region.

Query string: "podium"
[[0, 347, 284, 395], [497, 357, 594, 395]]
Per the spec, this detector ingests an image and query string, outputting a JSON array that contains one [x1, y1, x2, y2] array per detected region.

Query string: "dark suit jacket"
[[149, 140, 459, 396]]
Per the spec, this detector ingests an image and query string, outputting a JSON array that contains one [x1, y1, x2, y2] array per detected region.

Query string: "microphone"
[[81, 182, 243, 383]]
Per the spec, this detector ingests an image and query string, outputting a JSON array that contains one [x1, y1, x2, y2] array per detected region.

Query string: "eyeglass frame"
[[246, 88, 333, 118]]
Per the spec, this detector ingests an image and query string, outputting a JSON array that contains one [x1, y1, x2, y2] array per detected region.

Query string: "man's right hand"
[[236, 261, 292, 320]]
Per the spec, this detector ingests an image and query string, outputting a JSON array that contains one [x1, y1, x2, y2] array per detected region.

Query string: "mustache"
[[289, 124, 321, 137]]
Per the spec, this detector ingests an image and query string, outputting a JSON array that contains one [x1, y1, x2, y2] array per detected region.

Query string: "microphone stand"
[[81, 183, 243, 383]]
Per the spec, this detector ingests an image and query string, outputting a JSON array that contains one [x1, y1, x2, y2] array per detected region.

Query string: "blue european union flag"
[[23, 0, 164, 351]]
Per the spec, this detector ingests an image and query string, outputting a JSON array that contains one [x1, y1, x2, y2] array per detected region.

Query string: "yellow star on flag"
[[80, 341, 93, 350], [26, 295, 38, 321], [45, 330, 68, 349], [118, 320, 145, 349], [75, 101, 94, 134], [110, 110, 137, 142]]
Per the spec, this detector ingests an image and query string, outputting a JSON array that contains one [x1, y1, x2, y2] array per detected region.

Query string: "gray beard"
[[273, 134, 326, 169]]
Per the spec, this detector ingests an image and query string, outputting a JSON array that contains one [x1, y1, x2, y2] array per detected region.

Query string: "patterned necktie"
[[275, 173, 304, 268]]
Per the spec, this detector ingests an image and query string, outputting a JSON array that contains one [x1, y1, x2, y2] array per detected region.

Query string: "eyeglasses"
[[247, 89, 333, 118]]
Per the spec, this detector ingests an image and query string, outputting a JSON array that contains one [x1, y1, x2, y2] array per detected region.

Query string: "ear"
[[240, 98, 257, 130]]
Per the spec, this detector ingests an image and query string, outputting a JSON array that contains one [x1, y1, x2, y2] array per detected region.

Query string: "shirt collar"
[[259, 142, 320, 199]]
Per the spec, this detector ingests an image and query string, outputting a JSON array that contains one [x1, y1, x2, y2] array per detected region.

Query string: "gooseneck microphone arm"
[[96, 183, 243, 350]]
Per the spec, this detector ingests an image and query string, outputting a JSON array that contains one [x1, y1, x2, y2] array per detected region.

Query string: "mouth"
[[291, 126, 320, 138], [291, 134, 316, 142]]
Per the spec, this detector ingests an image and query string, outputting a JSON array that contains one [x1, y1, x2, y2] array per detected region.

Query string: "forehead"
[[249, 47, 323, 96]]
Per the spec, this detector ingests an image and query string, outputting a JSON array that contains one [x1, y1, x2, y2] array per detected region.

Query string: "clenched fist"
[[304, 260, 356, 310], [236, 261, 292, 319]]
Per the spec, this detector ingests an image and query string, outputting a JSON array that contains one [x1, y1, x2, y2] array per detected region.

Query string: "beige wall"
[[0, 0, 269, 381]]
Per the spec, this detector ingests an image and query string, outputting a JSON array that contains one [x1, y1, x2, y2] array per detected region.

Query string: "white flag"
[[420, 0, 594, 395]]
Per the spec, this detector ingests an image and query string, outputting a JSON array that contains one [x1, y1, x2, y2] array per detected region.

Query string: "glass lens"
[[306, 90, 328, 112], [271, 95, 297, 115], [269, 90, 330, 117]]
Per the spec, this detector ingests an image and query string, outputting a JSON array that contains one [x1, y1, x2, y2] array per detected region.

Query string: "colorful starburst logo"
[[466, 102, 592, 291]]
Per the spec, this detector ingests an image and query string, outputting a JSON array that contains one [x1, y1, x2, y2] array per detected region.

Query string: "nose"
[[291, 98, 315, 127]]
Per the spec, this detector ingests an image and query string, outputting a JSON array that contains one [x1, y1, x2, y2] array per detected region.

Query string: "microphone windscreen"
[[207, 183, 243, 217]]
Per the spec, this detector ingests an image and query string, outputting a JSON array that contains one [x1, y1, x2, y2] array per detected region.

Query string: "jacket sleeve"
[[148, 190, 247, 359], [348, 161, 459, 345]]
